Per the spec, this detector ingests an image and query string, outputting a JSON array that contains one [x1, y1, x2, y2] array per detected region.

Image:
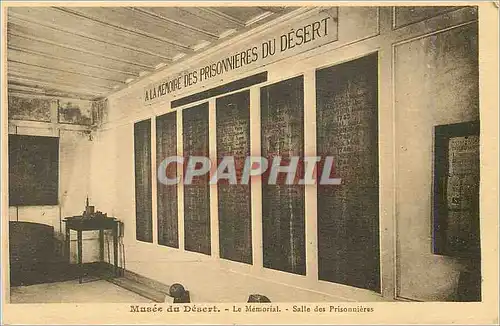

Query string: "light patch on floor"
[[10, 279, 154, 303]]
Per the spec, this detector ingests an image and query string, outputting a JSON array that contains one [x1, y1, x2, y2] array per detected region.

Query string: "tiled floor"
[[10, 279, 153, 303]]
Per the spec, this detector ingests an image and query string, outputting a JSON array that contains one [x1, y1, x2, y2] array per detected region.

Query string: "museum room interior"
[[3, 5, 485, 303]]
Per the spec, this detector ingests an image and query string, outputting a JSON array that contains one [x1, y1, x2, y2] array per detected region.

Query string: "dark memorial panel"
[[316, 53, 380, 292], [261, 76, 305, 275], [134, 119, 153, 243], [183, 103, 211, 255], [433, 121, 480, 259], [156, 112, 178, 248], [172, 72, 268, 109], [9, 135, 59, 206], [216, 91, 252, 264]]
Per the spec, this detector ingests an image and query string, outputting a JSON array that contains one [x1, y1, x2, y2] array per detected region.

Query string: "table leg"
[[77, 230, 83, 284], [113, 224, 118, 277], [65, 226, 70, 263], [99, 230, 104, 262]]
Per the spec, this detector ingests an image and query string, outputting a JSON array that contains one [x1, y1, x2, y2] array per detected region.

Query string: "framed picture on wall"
[[58, 99, 93, 125], [433, 120, 480, 258]]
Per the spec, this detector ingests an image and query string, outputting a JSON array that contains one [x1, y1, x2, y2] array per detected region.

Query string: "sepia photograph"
[[1, 2, 498, 325]]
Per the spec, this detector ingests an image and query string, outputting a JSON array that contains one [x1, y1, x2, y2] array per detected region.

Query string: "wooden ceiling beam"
[[197, 8, 246, 28], [128, 7, 220, 41], [257, 6, 288, 14], [7, 48, 137, 82], [8, 30, 155, 71], [8, 60, 126, 84], [8, 81, 103, 100], [8, 12, 174, 63], [8, 84, 46, 94], [8, 46, 139, 77], [8, 74, 109, 95], [245, 11, 275, 26], [9, 71, 114, 93], [54, 7, 194, 53], [8, 62, 122, 89]]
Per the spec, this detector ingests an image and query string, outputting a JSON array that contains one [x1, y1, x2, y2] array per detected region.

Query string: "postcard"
[[1, 2, 498, 324]]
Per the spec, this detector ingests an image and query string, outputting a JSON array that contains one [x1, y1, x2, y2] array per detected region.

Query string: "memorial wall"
[[104, 6, 481, 302], [134, 119, 153, 243], [182, 103, 211, 255], [316, 53, 380, 292], [156, 112, 178, 248], [444, 134, 480, 257], [216, 91, 252, 264], [261, 76, 306, 276]]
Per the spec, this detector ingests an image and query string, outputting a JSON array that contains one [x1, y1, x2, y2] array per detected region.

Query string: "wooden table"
[[63, 216, 119, 283]]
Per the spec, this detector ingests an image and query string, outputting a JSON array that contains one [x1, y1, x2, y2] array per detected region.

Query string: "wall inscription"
[[434, 121, 480, 259], [261, 76, 306, 276], [316, 53, 380, 292], [156, 112, 178, 248], [144, 9, 338, 105], [183, 103, 211, 255], [216, 91, 252, 264], [134, 119, 153, 243]]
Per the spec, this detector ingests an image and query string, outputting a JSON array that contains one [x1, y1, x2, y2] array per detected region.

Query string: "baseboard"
[[107, 277, 167, 302], [121, 268, 172, 294], [98, 262, 173, 299], [96, 262, 195, 303]]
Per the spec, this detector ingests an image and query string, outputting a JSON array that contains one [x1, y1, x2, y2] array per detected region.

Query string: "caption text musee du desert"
[[129, 303, 375, 314]]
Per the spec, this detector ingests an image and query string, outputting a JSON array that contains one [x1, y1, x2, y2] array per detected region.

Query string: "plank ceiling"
[[7, 6, 298, 101]]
